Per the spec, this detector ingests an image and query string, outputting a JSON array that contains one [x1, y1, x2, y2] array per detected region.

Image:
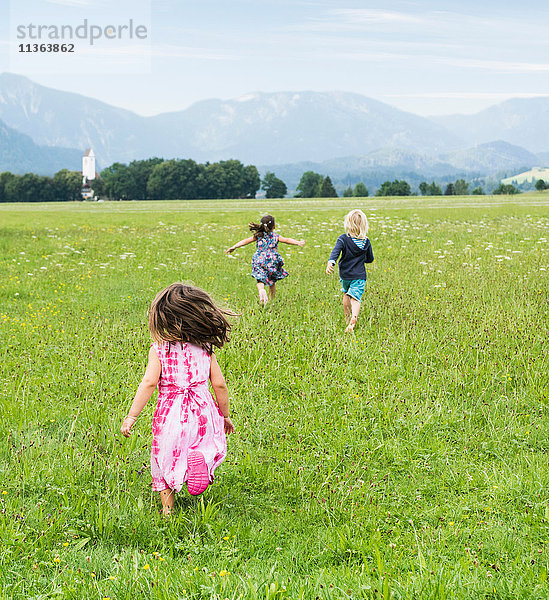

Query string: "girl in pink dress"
[[121, 283, 235, 515]]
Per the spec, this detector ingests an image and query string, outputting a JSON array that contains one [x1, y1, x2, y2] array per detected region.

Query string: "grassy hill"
[[502, 166, 549, 185]]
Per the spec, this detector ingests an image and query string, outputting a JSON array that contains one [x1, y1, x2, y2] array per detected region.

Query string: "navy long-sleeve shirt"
[[328, 234, 374, 280]]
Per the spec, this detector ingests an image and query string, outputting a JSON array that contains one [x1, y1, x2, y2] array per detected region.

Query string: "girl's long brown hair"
[[249, 214, 275, 239], [148, 283, 235, 353]]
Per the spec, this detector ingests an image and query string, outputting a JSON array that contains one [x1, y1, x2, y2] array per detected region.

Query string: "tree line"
[[295, 173, 507, 198], [101, 158, 261, 200], [1, 158, 527, 202], [294, 171, 339, 198], [0, 169, 83, 202]]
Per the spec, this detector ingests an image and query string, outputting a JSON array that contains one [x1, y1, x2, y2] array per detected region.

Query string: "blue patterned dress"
[[251, 232, 289, 286]]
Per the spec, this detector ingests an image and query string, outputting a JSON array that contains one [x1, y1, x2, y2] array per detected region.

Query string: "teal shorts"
[[340, 278, 366, 302]]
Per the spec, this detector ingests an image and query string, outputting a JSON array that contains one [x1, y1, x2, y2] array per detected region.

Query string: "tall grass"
[[0, 196, 548, 599]]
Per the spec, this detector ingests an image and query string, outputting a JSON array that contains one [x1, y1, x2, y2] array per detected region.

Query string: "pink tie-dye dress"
[[150, 341, 227, 492]]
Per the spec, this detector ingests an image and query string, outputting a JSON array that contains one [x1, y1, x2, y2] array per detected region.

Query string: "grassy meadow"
[[0, 195, 548, 599]]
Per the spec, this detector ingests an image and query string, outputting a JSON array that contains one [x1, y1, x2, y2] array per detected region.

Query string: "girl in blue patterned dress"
[[226, 215, 305, 305]]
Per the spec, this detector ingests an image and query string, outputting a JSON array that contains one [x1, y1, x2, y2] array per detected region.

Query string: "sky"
[[1, 0, 549, 117]]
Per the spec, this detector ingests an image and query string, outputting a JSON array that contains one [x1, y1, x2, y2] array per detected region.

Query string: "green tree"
[[53, 169, 82, 202], [428, 182, 442, 196], [81, 157, 262, 201], [242, 164, 261, 199], [493, 183, 519, 195], [319, 176, 337, 198], [353, 182, 368, 197], [126, 158, 164, 200], [471, 186, 485, 195], [342, 186, 353, 197], [199, 162, 227, 199], [454, 179, 469, 195], [176, 158, 201, 199], [295, 171, 324, 198], [535, 179, 547, 191], [261, 171, 287, 198], [201, 159, 259, 199], [218, 160, 245, 199], [157, 159, 259, 200], [0, 172, 16, 202], [419, 182, 428, 196], [444, 183, 455, 196], [376, 179, 411, 197], [397, 180, 411, 196], [147, 159, 201, 200], [4, 173, 52, 202], [101, 162, 132, 199]]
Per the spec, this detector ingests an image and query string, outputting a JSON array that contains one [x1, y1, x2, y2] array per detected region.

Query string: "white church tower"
[[81, 149, 96, 199], [82, 148, 96, 182]]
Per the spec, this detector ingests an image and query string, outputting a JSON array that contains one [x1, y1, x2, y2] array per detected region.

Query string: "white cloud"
[[384, 92, 549, 100], [75, 43, 237, 61], [290, 6, 547, 45], [150, 44, 237, 60], [294, 9, 425, 33], [306, 48, 549, 74], [325, 50, 411, 62], [438, 57, 549, 73], [329, 9, 425, 25], [46, 0, 94, 6]]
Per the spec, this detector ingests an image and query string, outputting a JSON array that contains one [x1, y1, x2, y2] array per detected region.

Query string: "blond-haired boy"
[[326, 210, 374, 332]]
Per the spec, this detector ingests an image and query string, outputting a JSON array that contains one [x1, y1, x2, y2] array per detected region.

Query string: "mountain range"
[[259, 141, 542, 192], [0, 72, 548, 181], [0, 118, 81, 174], [432, 98, 549, 153]]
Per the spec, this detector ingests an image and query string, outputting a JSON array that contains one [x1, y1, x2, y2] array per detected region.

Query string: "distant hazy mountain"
[[431, 98, 549, 153], [441, 140, 540, 174], [0, 74, 461, 165], [0, 118, 81, 174], [262, 141, 541, 191], [1, 73, 547, 179], [0, 72, 145, 166], [149, 91, 462, 163], [316, 148, 453, 175]]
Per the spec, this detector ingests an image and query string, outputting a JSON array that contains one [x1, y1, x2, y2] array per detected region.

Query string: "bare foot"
[[345, 317, 357, 333], [259, 289, 269, 306]]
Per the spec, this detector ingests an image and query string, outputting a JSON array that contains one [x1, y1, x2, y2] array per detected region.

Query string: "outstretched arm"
[[210, 354, 234, 434], [278, 236, 305, 247], [226, 236, 255, 254], [121, 346, 161, 437]]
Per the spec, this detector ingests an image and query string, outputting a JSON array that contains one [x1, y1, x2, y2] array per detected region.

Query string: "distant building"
[[82, 148, 97, 199], [82, 148, 96, 181], [81, 186, 94, 200]]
